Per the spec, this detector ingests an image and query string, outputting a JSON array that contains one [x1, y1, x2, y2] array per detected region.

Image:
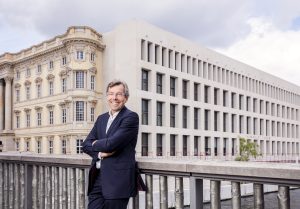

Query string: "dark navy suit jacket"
[[82, 106, 139, 199]]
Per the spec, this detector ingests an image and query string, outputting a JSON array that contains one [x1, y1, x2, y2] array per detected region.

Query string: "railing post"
[[190, 177, 203, 209], [231, 181, 241, 209], [253, 183, 264, 209], [210, 180, 221, 209], [3, 163, 8, 209], [278, 186, 290, 209], [159, 175, 168, 209], [175, 177, 184, 209], [0, 162, 3, 208], [132, 193, 139, 209], [25, 164, 33, 209], [8, 163, 13, 208], [146, 174, 153, 209], [32, 165, 37, 209]]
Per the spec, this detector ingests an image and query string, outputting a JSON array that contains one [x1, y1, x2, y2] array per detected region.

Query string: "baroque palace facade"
[[0, 20, 300, 157]]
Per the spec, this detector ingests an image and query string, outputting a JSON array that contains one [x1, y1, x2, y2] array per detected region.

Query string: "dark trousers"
[[88, 171, 129, 209]]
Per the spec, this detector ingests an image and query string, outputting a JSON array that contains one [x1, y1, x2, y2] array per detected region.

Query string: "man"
[[82, 80, 139, 209]]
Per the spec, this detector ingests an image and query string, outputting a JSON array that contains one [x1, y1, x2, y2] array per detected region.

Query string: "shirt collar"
[[108, 110, 120, 119]]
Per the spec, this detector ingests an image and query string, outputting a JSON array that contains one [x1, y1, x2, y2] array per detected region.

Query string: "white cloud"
[[215, 17, 300, 87]]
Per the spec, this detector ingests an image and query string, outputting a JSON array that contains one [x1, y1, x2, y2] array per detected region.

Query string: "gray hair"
[[106, 79, 129, 97]]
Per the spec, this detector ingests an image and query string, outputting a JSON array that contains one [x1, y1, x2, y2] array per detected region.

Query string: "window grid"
[[76, 101, 84, 121]]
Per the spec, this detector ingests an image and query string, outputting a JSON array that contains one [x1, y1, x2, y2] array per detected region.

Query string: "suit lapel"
[[102, 113, 110, 137], [106, 107, 127, 136]]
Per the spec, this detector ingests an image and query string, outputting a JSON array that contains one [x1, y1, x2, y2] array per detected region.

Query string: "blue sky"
[[1, 0, 300, 86]]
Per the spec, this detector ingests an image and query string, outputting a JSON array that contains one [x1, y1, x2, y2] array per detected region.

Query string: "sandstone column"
[[4, 77, 13, 131]]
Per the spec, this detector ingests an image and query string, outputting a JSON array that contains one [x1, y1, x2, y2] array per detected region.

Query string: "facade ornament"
[[34, 106, 43, 111], [24, 108, 31, 112], [35, 77, 43, 83], [46, 74, 55, 80], [14, 83, 21, 89], [88, 67, 97, 74], [24, 80, 31, 86]]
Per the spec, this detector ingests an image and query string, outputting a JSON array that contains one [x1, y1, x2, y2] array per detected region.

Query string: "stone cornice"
[[14, 110, 21, 114]]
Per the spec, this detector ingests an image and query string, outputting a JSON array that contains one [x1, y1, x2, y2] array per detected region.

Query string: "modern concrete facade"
[[0, 20, 300, 156]]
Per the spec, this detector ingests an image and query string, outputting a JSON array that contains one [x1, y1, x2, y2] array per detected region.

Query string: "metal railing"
[[0, 152, 300, 209]]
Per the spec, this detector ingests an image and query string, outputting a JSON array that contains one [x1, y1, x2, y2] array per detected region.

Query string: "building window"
[[26, 113, 30, 127], [91, 107, 95, 122], [170, 134, 176, 156], [157, 134, 163, 156], [183, 135, 188, 156], [37, 64, 42, 73], [142, 99, 149, 125], [49, 61, 54, 69], [194, 108, 199, 129], [16, 71, 20, 79], [182, 106, 188, 128], [90, 53, 95, 62], [26, 140, 30, 152], [194, 83, 199, 101], [26, 86, 30, 100], [170, 77, 176, 97], [141, 69, 149, 91], [15, 140, 20, 151], [204, 110, 209, 130], [141, 133, 149, 156], [49, 81, 54, 95], [62, 138, 67, 154], [76, 139, 84, 154], [76, 101, 84, 121], [157, 102, 163, 126], [76, 71, 84, 88], [37, 84, 41, 98], [49, 110, 54, 125], [62, 78, 67, 93], [182, 80, 188, 99], [62, 56, 67, 65], [37, 140, 41, 154], [37, 112, 42, 126], [204, 85, 210, 103], [156, 73, 163, 94], [170, 104, 176, 127], [194, 136, 199, 156], [76, 51, 84, 60], [16, 115, 20, 128], [91, 75, 95, 90], [26, 68, 31, 77], [62, 108, 67, 124], [49, 139, 53, 154], [16, 89, 20, 102]]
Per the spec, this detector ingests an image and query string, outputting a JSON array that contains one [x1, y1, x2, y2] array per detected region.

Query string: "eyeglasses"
[[106, 92, 126, 98]]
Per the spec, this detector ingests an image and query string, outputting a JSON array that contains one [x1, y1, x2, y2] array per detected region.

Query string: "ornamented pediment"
[[88, 67, 97, 74], [14, 83, 21, 88], [59, 70, 68, 77], [14, 110, 21, 114], [24, 108, 31, 112], [34, 106, 43, 111], [35, 77, 43, 83], [24, 80, 31, 86], [46, 104, 54, 109], [46, 74, 55, 80]]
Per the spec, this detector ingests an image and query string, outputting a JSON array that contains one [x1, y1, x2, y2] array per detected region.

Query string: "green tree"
[[235, 138, 259, 161]]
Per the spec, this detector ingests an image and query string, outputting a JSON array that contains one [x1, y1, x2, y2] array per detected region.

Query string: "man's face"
[[106, 84, 128, 114]]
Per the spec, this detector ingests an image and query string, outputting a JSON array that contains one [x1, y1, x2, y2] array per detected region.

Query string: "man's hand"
[[98, 151, 115, 159]]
